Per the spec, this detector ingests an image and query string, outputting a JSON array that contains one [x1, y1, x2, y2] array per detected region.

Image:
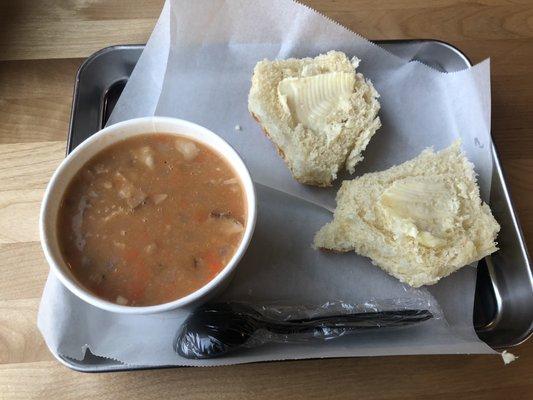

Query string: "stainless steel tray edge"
[[477, 143, 533, 347]]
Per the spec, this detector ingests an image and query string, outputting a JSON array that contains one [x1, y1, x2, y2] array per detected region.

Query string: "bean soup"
[[57, 133, 247, 306]]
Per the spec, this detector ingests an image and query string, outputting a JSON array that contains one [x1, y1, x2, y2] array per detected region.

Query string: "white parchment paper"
[[38, 0, 496, 367]]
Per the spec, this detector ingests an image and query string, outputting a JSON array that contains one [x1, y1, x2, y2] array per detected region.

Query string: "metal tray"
[[57, 40, 532, 372]]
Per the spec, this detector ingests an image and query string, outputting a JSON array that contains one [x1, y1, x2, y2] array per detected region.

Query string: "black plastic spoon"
[[175, 302, 433, 359]]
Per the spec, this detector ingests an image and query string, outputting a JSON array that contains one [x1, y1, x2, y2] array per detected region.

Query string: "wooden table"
[[1, 1, 532, 399]]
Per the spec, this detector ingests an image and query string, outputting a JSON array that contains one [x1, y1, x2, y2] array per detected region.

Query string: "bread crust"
[[250, 111, 332, 187]]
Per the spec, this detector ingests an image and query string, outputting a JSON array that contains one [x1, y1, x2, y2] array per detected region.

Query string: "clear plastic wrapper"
[[176, 299, 442, 359]]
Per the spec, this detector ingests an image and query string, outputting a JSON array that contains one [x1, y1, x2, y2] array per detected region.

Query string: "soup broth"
[[57, 133, 246, 306]]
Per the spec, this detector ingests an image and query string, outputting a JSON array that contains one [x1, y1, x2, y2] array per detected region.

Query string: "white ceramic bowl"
[[40, 116, 256, 314]]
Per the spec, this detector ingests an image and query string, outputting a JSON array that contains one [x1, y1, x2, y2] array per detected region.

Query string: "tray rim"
[[67, 44, 145, 156], [55, 39, 532, 372]]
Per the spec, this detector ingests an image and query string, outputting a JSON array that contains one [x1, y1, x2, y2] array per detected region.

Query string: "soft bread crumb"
[[248, 51, 381, 186], [501, 350, 518, 365], [314, 141, 500, 287]]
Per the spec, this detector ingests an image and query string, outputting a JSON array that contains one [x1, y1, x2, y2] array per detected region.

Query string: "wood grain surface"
[[0, 1, 532, 399]]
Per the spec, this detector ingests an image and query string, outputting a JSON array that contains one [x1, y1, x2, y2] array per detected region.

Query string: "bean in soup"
[[57, 133, 246, 306]]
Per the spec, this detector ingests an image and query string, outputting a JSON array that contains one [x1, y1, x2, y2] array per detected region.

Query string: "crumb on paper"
[[234, 124, 242, 131], [501, 350, 518, 365]]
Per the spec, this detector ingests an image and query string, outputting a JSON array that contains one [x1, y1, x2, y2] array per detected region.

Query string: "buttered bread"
[[314, 141, 500, 287], [248, 51, 381, 186]]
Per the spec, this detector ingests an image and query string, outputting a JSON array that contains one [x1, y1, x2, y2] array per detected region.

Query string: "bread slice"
[[248, 51, 381, 186], [313, 141, 500, 287]]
